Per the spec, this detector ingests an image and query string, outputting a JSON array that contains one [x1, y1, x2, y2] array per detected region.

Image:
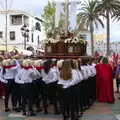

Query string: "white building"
[[0, 10, 46, 51]]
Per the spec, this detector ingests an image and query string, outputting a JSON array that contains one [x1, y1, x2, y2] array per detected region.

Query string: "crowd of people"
[[0, 54, 118, 120]]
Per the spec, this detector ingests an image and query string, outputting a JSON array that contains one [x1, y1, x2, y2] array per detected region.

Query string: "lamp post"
[[5, 0, 8, 51], [21, 24, 29, 50], [116, 42, 118, 53]]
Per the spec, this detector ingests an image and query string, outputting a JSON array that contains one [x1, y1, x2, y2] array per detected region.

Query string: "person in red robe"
[[96, 57, 114, 103]]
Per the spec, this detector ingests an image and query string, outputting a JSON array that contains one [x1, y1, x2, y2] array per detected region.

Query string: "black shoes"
[[44, 111, 48, 114], [22, 112, 26, 116], [5, 108, 10, 112], [22, 111, 36, 116], [27, 112, 36, 116], [63, 116, 69, 120], [36, 108, 42, 112], [12, 107, 21, 112]]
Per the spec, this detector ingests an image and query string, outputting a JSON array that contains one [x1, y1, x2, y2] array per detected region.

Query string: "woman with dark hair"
[[97, 56, 103, 63], [58, 60, 80, 120], [41, 59, 58, 114], [96, 57, 114, 103]]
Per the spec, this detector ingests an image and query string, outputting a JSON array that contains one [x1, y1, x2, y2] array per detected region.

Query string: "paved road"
[[0, 97, 119, 120], [0, 80, 119, 120]]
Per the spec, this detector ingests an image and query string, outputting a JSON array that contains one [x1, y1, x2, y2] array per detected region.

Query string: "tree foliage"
[[42, 1, 56, 38], [58, 12, 66, 32], [97, 0, 120, 56], [77, 0, 104, 55]]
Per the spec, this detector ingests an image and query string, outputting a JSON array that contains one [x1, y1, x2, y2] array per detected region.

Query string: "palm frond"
[[77, 0, 103, 31]]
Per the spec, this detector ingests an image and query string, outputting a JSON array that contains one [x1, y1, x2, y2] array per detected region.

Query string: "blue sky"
[[0, 0, 120, 42]]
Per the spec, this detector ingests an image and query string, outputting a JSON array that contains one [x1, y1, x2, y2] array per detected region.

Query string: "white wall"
[[0, 11, 46, 51]]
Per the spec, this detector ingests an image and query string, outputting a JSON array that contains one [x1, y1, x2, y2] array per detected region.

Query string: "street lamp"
[[21, 24, 29, 50]]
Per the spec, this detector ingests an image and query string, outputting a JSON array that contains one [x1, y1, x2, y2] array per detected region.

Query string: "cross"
[[64, 0, 81, 35], [65, 0, 69, 35]]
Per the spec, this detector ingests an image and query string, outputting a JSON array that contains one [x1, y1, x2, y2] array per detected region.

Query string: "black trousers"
[[4, 79, 14, 109], [116, 78, 120, 91], [32, 78, 42, 109], [48, 81, 58, 113], [42, 81, 58, 113], [20, 83, 33, 113], [12, 83, 22, 109], [59, 86, 79, 119], [81, 80, 89, 108]]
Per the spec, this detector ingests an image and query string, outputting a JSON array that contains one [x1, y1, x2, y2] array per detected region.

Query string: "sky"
[[0, 0, 120, 42]]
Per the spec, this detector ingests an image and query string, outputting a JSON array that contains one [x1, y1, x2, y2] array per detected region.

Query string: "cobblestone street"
[[0, 94, 119, 120]]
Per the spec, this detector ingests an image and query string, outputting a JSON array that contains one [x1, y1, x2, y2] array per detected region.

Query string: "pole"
[[116, 42, 117, 53], [24, 34, 26, 50], [65, 0, 69, 36], [5, 0, 8, 52]]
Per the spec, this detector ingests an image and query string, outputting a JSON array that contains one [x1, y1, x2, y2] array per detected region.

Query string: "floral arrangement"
[[44, 37, 86, 44], [44, 38, 60, 44]]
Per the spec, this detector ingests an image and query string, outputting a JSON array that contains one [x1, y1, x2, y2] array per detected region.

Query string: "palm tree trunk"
[[90, 22, 94, 55], [106, 11, 110, 56]]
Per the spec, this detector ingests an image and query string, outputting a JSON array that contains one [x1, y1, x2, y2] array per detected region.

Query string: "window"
[[11, 15, 22, 25], [38, 35, 40, 44], [35, 22, 41, 31], [31, 33, 34, 42], [27, 35, 29, 42], [0, 32, 3, 38], [10, 31, 15, 40], [24, 16, 29, 26]]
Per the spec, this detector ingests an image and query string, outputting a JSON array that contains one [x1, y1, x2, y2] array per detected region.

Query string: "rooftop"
[[0, 10, 42, 22]]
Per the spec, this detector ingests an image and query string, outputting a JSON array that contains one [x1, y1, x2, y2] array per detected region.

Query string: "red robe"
[[96, 63, 114, 103]]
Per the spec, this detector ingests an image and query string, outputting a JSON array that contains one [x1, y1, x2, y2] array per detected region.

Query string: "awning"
[[0, 46, 32, 56], [14, 48, 33, 56], [0, 45, 16, 52]]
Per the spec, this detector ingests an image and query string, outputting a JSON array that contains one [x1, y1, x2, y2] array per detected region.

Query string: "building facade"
[[0, 10, 46, 51]]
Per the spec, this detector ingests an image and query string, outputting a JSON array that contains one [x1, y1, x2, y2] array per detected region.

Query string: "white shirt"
[[41, 68, 58, 84], [15, 68, 37, 84], [13, 60, 21, 77], [76, 69, 84, 82], [2, 66, 18, 80], [57, 69, 80, 88], [81, 65, 89, 80], [89, 64, 96, 77], [32, 67, 42, 81], [0, 67, 8, 83], [86, 65, 93, 77]]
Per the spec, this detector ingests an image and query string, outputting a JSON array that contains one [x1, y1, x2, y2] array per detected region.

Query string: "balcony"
[[10, 15, 22, 25], [10, 15, 29, 26]]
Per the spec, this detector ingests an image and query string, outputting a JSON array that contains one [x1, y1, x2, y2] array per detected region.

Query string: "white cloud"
[[12, 0, 48, 16], [0, 0, 119, 41], [0, 0, 48, 16]]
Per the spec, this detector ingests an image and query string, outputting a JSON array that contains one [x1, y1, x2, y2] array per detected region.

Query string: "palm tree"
[[77, 0, 104, 55], [97, 0, 120, 56]]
